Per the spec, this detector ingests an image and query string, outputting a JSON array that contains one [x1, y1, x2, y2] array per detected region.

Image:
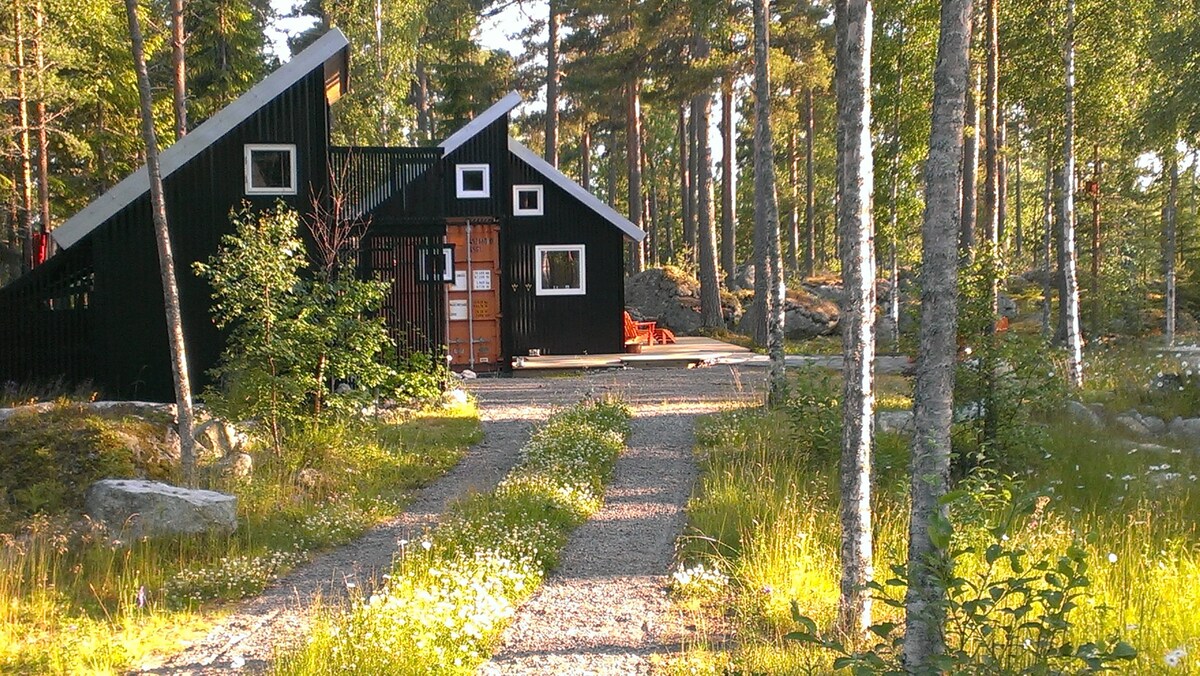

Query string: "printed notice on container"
[[449, 299, 469, 320], [473, 269, 492, 291], [452, 270, 468, 291]]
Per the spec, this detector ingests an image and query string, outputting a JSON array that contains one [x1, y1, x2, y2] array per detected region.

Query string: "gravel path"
[[479, 366, 762, 675], [138, 400, 533, 675], [138, 364, 760, 674]]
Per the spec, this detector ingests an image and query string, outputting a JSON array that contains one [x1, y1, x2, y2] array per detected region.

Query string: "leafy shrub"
[[783, 368, 842, 464], [0, 405, 175, 522]]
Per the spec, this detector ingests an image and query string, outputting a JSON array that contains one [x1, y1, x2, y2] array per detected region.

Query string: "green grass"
[[668, 369, 1200, 674], [275, 399, 632, 676], [0, 400, 482, 674]]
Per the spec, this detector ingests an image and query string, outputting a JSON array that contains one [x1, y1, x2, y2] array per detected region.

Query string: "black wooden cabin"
[[0, 29, 644, 401]]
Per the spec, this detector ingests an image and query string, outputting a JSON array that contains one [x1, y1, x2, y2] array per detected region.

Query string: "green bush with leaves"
[[194, 203, 394, 450]]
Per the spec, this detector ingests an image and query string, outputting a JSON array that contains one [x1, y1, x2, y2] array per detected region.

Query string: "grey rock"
[[1066, 400, 1102, 428], [194, 418, 250, 459], [1168, 416, 1200, 445], [998, 293, 1018, 319], [624, 268, 741, 335], [1142, 415, 1168, 436], [1114, 412, 1152, 437], [218, 452, 254, 481], [875, 410, 914, 435], [85, 479, 237, 538]]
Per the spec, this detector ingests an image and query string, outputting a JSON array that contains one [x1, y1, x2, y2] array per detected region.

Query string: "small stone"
[[875, 410, 914, 435], [1066, 400, 1102, 428], [1114, 413, 1152, 437], [219, 452, 254, 481]]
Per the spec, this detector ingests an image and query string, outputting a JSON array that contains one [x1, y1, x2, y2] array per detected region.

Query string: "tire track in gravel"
[[480, 366, 762, 675], [137, 396, 536, 675]]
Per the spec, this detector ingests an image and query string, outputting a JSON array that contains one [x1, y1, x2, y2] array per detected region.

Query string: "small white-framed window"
[[513, 184, 544, 216], [456, 164, 491, 198], [535, 244, 586, 296], [244, 144, 297, 195]]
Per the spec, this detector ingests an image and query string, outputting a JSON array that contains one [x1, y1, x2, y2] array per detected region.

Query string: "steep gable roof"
[[51, 29, 351, 250], [507, 138, 645, 242], [437, 91, 522, 155]]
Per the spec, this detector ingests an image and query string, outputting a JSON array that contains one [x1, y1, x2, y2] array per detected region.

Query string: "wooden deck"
[[510, 336, 753, 375]]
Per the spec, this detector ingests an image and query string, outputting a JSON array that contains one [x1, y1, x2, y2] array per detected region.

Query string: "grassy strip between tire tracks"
[[275, 398, 633, 675]]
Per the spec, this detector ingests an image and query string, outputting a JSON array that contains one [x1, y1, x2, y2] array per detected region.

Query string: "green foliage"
[[194, 203, 395, 448], [277, 398, 631, 675], [786, 480, 1138, 675], [0, 405, 175, 524], [783, 367, 842, 463]]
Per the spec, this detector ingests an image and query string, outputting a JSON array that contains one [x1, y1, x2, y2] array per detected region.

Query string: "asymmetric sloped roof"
[[51, 29, 351, 250], [507, 138, 645, 242]]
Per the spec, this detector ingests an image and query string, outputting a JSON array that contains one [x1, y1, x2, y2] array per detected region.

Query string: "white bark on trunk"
[[835, 0, 876, 638], [1166, 153, 1178, 347], [1061, 0, 1084, 388]]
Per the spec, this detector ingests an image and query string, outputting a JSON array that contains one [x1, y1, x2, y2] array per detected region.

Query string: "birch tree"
[[834, 0, 875, 637], [123, 0, 198, 484], [1061, 0, 1084, 387], [903, 0, 973, 665], [171, 0, 187, 140]]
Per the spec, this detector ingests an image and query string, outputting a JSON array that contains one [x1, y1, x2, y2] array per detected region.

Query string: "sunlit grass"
[[673, 379, 1200, 674], [0, 400, 481, 674], [276, 399, 632, 676]]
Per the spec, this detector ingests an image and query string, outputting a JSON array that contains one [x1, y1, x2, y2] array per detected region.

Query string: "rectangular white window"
[[456, 164, 491, 198], [513, 184, 544, 216], [244, 144, 297, 195], [535, 244, 586, 296]]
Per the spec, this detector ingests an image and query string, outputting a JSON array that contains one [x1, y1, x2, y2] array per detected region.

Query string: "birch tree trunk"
[[789, 129, 801, 273], [903, 0, 973, 665], [1042, 138, 1053, 337], [1061, 0, 1084, 388], [834, 0, 876, 638], [1014, 123, 1023, 258], [545, 0, 560, 166], [680, 105, 694, 259], [887, 30, 904, 352], [171, 0, 187, 141], [124, 0, 198, 485], [721, 78, 737, 289], [1165, 152, 1178, 347], [752, 0, 786, 402]]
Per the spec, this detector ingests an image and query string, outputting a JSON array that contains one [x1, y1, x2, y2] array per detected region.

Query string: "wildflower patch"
[[278, 398, 632, 675]]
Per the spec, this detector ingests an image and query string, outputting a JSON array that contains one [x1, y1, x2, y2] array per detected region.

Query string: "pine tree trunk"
[[1166, 152, 1178, 347], [124, 0, 197, 485], [721, 77, 737, 289], [1061, 0, 1084, 388], [1014, 123, 1023, 258], [905, 0, 973, 666], [998, 111, 1008, 248], [805, 88, 817, 276], [545, 0, 560, 166], [752, 0, 785, 402], [697, 87, 722, 329], [171, 0, 187, 141], [789, 128, 801, 273], [33, 0, 51, 257], [627, 77, 645, 273], [580, 124, 592, 190], [414, 59, 432, 142], [834, 0, 876, 638], [680, 105, 694, 260], [689, 99, 702, 256], [959, 64, 979, 258], [13, 0, 33, 270]]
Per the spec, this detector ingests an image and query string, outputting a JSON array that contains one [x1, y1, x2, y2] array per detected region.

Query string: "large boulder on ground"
[[194, 418, 251, 460], [624, 267, 740, 335], [1168, 416, 1200, 446], [1066, 400, 1103, 428], [737, 287, 840, 340], [85, 479, 237, 538]]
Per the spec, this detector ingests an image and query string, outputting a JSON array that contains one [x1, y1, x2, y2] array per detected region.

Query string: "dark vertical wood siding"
[[358, 225, 447, 361], [442, 119, 510, 219], [0, 67, 332, 400], [503, 156, 625, 357]]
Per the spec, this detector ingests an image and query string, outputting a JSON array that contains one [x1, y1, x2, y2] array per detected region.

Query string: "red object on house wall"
[[31, 232, 47, 266]]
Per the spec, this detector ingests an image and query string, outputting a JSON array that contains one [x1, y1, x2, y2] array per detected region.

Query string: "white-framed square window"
[[535, 244, 586, 296], [244, 144, 297, 195], [513, 184, 544, 216], [455, 164, 491, 198]]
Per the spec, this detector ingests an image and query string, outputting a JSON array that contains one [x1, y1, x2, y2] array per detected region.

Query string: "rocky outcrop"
[[624, 267, 741, 335], [738, 288, 840, 340], [85, 479, 237, 538]]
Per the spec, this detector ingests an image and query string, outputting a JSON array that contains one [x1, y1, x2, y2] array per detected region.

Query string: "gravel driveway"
[[138, 364, 761, 674]]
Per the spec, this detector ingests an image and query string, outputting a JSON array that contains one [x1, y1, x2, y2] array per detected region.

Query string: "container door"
[[445, 221, 502, 372]]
